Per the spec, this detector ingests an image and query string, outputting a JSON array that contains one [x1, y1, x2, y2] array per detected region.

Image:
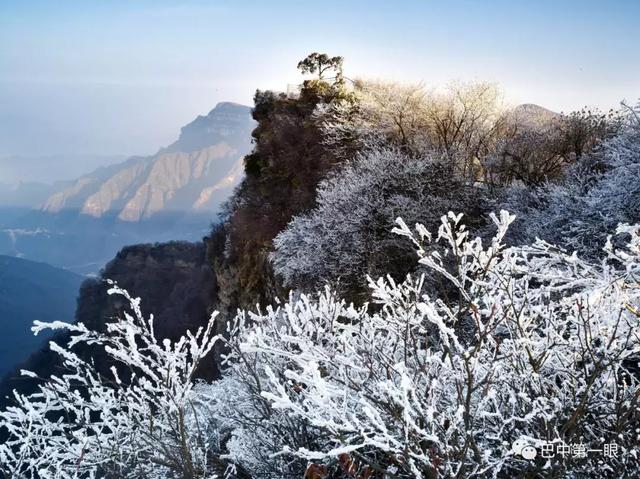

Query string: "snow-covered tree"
[[3, 210, 640, 478], [0, 282, 220, 479], [483, 104, 621, 187], [214, 211, 640, 478], [503, 102, 640, 258], [317, 80, 505, 182], [271, 145, 489, 300], [199, 290, 362, 478]]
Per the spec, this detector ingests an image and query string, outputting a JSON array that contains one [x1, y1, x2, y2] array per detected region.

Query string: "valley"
[[0, 102, 254, 274]]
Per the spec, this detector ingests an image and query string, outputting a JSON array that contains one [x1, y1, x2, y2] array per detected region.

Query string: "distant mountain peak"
[[165, 102, 253, 155], [211, 101, 251, 111], [507, 103, 561, 129], [512, 103, 558, 116], [41, 102, 255, 221]]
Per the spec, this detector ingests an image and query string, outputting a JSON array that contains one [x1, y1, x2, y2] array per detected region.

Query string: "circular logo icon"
[[512, 439, 538, 460]]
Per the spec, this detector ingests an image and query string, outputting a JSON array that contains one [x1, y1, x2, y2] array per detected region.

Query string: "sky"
[[1, 0, 639, 174]]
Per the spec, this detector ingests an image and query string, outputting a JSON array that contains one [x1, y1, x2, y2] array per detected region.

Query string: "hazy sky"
[[1, 0, 639, 163]]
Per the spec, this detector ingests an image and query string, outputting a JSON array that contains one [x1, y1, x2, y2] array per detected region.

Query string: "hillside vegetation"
[[1, 54, 638, 479]]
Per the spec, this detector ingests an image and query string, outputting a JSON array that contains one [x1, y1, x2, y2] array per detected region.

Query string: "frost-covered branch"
[[216, 212, 640, 478], [0, 281, 220, 479]]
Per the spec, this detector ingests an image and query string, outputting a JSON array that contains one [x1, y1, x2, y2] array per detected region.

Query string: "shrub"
[[0, 283, 220, 479], [214, 211, 640, 478]]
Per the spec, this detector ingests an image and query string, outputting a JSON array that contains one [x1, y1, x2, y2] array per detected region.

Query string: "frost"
[[0, 284, 220, 479], [207, 212, 640, 477]]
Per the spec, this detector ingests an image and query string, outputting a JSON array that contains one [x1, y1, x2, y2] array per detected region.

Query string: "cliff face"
[[42, 157, 149, 214], [42, 102, 254, 221], [205, 85, 350, 323], [115, 144, 241, 221], [77, 241, 217, 353], [164, 101, 254, 154]]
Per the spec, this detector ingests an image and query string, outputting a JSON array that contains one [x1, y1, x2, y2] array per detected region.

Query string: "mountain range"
[[0, 102, 255, 274], [42, 102, 253, 221]]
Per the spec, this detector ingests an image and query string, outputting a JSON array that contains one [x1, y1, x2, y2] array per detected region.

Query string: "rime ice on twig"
[[208, 211, 640, 477], [0, 282, 220, 479]]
